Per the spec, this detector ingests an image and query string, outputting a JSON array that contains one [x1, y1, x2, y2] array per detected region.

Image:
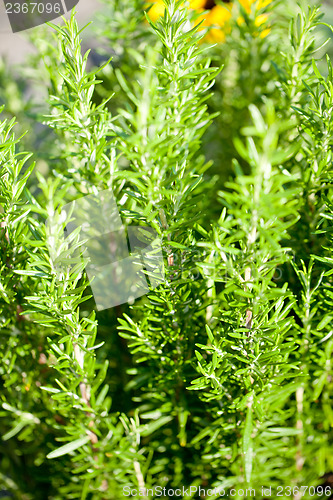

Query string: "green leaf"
[[47, 435, 91, 459]]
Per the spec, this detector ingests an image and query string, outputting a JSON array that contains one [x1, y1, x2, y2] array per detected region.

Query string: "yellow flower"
[[147, 1, 168, 21], [146, 0, 271, 42], [190, 0, 207, 8], [199, 5, 232, 43]]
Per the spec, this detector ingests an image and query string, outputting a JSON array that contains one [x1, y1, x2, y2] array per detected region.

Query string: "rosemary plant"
[[0, 1, 333, 499]]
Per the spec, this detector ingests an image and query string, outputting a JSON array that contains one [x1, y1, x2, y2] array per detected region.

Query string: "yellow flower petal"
[[197, 5, 231, 41], [205, 28, 227, 43], [239, 0, 272, 13], [260, 27, 270, 38], [237, 14, 245, 26], [239, 0, 252, 13], [255, 13, 268, 26], [147, 1, 166, 22], [207, 5, 232, 26], [190, 0, 206, 9], [257, 0, 272, 9]]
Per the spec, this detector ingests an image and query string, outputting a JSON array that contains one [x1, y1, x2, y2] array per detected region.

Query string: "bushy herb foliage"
[[0, 0, 333, 498]]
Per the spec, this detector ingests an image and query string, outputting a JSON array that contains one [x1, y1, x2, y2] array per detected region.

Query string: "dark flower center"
[[204, 0, 231, 9]]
